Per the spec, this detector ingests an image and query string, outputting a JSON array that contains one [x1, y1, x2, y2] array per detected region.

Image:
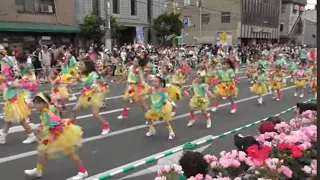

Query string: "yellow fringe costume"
[[3, 88, 31, 123], [270, 71, 285, 90], [114, 64, 126, 76], [123, 66, 149, 102], [293, 70, 307, 88], [189, 83, 209, 111], [77, 72, 104, 108], [37, 109, 82, 159], [251, 73, 268, 95], [145, 88, 172, 122], [214, 69, 238, 97]]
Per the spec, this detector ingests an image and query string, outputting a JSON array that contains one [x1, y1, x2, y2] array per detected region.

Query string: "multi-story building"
[[168, 0, 241, 46], [279, 0, 307, 44], [0, 0, 79, 49], [302, 6, 317, 46], [76, 0, 166, 45], [240, 0, 281, 45], [169, 0, 281, 46]]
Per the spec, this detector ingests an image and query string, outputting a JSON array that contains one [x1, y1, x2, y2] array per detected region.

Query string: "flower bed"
[[155, 111, 317, 180]]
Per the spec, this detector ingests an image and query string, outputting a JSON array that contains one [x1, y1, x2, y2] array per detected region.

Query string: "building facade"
[[279, 0, 307, 44], [302, 8, 317, 46], [76, 0, 166, 45], [240, 0, 281, 45], [168, 0, 241, 46], [0, 0, 79, 49]]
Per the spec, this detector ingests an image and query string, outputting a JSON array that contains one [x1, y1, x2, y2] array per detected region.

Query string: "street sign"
[[97, 17, 103, 25], [182, 18, 188, 27]]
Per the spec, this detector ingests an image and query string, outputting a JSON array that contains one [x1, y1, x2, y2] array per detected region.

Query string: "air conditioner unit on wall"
[[41, 4, 53, 13]]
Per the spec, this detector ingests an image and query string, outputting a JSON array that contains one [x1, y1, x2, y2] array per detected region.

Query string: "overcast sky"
[[306, 0, 317, 9]]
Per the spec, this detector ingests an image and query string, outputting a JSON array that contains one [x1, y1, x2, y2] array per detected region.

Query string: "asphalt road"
[[0, 68, 314, 180]]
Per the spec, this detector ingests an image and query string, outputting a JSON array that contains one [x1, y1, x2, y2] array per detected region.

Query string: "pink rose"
[[238, 151, 247, 161], [204, 175, 213, 180], [279, 165, 292, 178], [194, 174, 204, 180], [231, 160, 241, 167], [302, 165, 312, 174]]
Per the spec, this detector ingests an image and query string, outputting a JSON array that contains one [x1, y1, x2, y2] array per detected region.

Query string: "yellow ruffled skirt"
[[70, 67, 79, 77], [270, 81, 284, 90], [52, 87, 70, 99], [114, 67, 125, 76], [167, 85, 181, 101], [294, 79, 306, 88], [145, 102, 172, 122], [78, 90, 104, 108], [123, 82, 149, 102], [60, 73, 74, 84], [4, 94, 31, 122], [37, 120, 83, 159], [189, 96, 209, 111], [214, 82, 237, 97], [251, 83, 268, 95]]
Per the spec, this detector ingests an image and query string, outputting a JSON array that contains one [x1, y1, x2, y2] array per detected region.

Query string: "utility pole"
[[104, 0, 112, 51], [198, 0, 202, 38], [173, 0, 178, 14]]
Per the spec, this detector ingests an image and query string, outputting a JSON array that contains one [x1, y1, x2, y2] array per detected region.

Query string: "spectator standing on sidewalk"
[[38, 45, 52, 83]]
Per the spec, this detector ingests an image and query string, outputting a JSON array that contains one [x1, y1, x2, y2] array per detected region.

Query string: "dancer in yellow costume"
[[0, 53, 36, 145], [145, 75, 175, 140], [70, 61, 110, 135], [117, 53, 149, 119], [24, 93, 88, 180], [270, 65, 285, 101], [293, 63, 307, 98], [96, 60, 110, 107], [309, 66, 317, 99], [251, 67, 268, 104], [212, 59, 238, 113], [185, 76, 214, 129], [157, 66, 181, 116]]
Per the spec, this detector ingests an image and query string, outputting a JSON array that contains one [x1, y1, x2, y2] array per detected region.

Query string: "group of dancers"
[[0, 45, 316, 179]]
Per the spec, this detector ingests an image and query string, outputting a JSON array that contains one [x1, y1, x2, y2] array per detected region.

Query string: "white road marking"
[[0, 85, 295, 164]]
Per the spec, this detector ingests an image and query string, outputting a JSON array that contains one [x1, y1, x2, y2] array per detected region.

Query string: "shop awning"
[[0, 21, 80, 33]]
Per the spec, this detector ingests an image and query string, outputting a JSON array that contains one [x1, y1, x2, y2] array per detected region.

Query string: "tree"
[[80, 14, 104, 43], [80, 14, 126, 43], [152, 12, 183, 44], [111, 16, 126, 39]]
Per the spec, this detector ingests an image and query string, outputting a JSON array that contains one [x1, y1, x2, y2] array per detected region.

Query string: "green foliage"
[[80, 14, 103, 43], [80, 14, 126, 43], [152, 12, 183, 43], [110, 16, 126, 39]]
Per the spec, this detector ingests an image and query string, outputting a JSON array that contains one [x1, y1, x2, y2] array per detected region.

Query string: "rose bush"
[[155, 111, 317, 180]]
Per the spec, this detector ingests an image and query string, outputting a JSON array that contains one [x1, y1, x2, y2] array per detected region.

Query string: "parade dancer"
[[117, 52, 149, 119], [251, 67, 268, 104], [24, 93, 88, 180], [62, 53, 77, 101], [96, 60, 110, 108], [70, 60, 110, 135], [159, 65, 181, 116], [0, 56, 36, 144], [49, 68, 72, 117], [270, 65, 284, 101], [309, 66, 317, 99], [293, 63, 307, 98], [184, 76, 213, 128], [145, 74, 175, 139], [211, 59, 238, 113]]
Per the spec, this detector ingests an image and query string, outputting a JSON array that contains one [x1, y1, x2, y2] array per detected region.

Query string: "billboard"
[[216, 32, 232, 46]]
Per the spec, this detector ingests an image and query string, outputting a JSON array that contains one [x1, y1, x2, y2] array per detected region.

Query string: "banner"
[[136, 27, 144, 43], [216, 32, 232, 46]]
